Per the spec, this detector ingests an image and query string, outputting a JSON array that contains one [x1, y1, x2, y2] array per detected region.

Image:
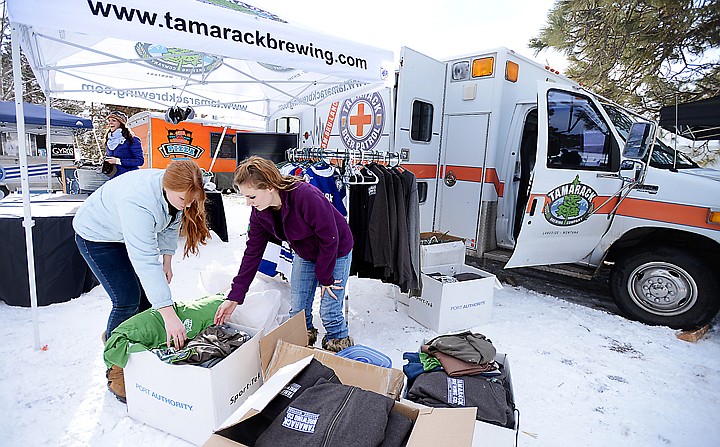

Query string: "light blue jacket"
[[73, 169, 180, 308]]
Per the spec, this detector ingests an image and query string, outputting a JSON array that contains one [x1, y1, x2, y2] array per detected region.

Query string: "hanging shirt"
[[306, 163, 347, 216]]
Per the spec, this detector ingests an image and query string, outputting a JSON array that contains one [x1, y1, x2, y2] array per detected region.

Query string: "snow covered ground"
[[1, 193, 719, 447]]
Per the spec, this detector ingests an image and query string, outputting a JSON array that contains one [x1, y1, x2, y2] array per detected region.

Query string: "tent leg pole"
[[46, 95, 52, 192], [12, 25, 41, 351]]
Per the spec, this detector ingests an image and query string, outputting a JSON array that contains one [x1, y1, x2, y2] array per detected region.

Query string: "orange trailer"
[[128, 111, 260, 190]]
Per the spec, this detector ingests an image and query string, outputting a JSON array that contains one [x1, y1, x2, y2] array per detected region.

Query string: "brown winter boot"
[[106, 365, 126, 403], [322, 335, 354, 353], [307, 328, 319, 347]]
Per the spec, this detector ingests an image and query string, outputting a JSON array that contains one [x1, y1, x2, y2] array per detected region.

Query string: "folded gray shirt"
[[255, 379, 394, 447]]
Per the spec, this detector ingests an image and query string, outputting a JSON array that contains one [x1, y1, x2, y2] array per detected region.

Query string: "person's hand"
[[162, 255, 173, 284], [105, 156, 120, 164], [321, 279, 344, 300], [158, 306, 187, 348], [214, 300, 238, 326]]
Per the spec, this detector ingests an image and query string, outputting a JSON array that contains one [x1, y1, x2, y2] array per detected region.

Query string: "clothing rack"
[[285, 147, 401, 167], [282, 147, 409, 317]]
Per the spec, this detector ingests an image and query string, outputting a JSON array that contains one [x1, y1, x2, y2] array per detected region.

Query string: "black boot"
[[321, 335, 354, 353], [307, 328, 319, 346]]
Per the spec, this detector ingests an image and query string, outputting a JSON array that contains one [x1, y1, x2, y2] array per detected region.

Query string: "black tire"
[[0, 185, 9, 199], [610, 247, 720, 329]]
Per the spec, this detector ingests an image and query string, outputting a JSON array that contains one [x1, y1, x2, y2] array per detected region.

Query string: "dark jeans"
[[75, 234, 151, 336]]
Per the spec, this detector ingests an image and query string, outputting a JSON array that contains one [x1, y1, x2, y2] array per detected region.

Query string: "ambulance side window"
[[410, 100, 433, 143], [276, 117, 299, 133], [546, 90, 618, 171]]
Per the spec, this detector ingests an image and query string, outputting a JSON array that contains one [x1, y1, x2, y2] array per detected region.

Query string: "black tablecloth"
[[205, 191, 228, 243], [0, 215, 99, 307]]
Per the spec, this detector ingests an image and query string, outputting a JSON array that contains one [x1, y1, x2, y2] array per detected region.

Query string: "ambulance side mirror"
[[622, 122, 655, 160], [619, 159, 644, 183]]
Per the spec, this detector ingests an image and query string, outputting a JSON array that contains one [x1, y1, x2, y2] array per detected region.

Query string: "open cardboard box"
[[411, 263, 501, 333], [472, 353, 519, 446], [401, 353, 519, 447], [203, 349, 478, 446], [123, 313, 308, 445], [420, 231, 467, 268]]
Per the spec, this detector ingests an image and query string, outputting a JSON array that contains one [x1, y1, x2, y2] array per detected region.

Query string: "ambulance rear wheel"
[[610, 247, 720, 330], [0, 185, 9, 199]]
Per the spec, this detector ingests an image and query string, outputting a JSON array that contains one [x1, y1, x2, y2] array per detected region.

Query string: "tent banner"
[[8, 0, 394, 84]]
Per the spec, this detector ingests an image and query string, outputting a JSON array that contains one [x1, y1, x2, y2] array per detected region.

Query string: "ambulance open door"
[[507, 82, 624, 268], [394, 47, 446, 232]]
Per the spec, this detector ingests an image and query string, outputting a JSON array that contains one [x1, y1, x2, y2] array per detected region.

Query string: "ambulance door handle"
[[444, 170, 457, 187], [529, 198, 538, 216], [597, 173, 620, 179]]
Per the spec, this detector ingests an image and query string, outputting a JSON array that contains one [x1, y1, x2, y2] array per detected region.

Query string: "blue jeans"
[[75, 234, 151, 336], [290, 251, 351, 340]]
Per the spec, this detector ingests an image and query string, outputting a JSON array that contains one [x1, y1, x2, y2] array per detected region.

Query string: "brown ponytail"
[[162, 160, 211, 257], [234, 155, 302, 191]]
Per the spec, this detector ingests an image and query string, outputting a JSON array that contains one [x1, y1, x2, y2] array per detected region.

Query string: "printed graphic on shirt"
[[282, 407, 319, 433], [447, 377, 466, 406], [279, 382, 302, 399], [182, 318, 193, 333]]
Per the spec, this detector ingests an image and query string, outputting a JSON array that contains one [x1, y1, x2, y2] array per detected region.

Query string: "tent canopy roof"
[[659, 96, 720, 141], [8, 0, 394, 129], [0, 101, 92, 128]]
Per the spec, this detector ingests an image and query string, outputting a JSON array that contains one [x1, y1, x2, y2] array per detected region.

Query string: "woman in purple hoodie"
[[214, 156, 354, 352]]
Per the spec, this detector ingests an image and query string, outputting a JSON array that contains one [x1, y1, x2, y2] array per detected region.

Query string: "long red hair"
[[163, 160, 211, 257]]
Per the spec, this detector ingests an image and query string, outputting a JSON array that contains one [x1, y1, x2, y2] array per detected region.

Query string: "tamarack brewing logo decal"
[[135, 43, 224, 75], [339, 92, 385, 151], [159, 129, 205, 158], [544, 175, 598, 226]]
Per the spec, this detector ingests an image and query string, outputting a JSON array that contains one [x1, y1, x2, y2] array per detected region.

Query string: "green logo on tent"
[[135, 43, 223, 74], [199, 0, 285, 22]]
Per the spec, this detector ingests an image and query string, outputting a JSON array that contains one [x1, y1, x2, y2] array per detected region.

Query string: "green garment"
[[103, 295, 225, 368], [419, 352, 442, 371]]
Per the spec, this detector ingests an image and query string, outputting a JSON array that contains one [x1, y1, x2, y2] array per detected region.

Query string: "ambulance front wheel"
[[0, 185, 9, 199], [610, 247, 720, 330]]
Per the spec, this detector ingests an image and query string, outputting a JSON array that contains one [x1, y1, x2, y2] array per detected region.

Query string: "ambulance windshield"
[[602, 103, 698, 169]]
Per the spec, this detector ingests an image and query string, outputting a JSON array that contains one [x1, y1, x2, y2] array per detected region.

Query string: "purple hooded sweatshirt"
[[228, 181, 353, 304]]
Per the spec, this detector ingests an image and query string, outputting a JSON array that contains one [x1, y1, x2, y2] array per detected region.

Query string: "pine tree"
[[557, 176, 583, 224], [530, 0, 720, 115]]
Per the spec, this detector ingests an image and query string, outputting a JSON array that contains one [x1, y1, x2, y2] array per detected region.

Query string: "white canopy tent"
[[7, 0, 394, 349]]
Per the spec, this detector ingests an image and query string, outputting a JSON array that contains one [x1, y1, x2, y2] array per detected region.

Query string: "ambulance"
[[271, 47, 720, 330]]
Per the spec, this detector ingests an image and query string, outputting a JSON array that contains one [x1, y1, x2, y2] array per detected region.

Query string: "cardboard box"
[[420, 231, 466, 268], [203, 350, 478, 447], [399, 353, 518, 446], [264, 341, 405, 399], [410, 263, 500, 333], [471, 353, 519, 447], [123, 313, 307, 445]]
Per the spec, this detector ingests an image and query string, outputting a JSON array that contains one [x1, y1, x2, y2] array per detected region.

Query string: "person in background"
[[103, 111, 144, 178], [214, 156, 355, 352], [73, 160, 211, 348]]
